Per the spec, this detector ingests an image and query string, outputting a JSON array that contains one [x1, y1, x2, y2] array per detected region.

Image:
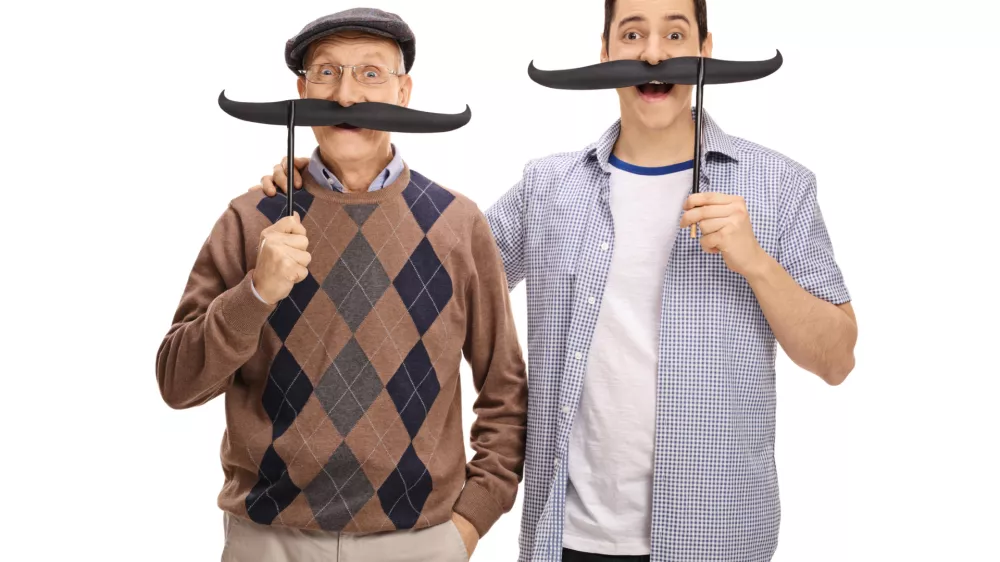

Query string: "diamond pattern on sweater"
[[393, 237, 453, 335], [245, 444, 302, 525], [262, 346, 314, 441], [402, 171, 455, 233], [256, 189, 316, 224], [267, 272, 320, 342], [315, 338, 384, 436], [347, 393, 412, 490], [344, 203, 377, 227], [323, 232, 391, 332], [385, 341, 440, 439], [304, 442, 376, 531], [377, 444, 432, 530]]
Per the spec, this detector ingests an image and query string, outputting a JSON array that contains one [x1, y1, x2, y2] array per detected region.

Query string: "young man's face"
[[602, 0, 713, 131]]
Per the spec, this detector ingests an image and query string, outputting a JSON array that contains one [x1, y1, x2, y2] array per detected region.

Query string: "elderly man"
[[254, 1, 858, 561], [156, 8, 527, 561]]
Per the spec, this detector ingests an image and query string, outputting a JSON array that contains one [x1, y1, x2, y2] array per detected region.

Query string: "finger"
[[260, 175, 277, 197], [284, 247, 312, 267], [273, 213, 307, 234], [265, 232, 309, 251], [700, 232, 723, 254], [679, 204, 736, 227], [684, 192, 734, 210], [288, 264, 309, 283], [693, 217, 730, 235], [294, 157, 309, 187], [282, 159, 303, 188], [273, 161, 289, 194]]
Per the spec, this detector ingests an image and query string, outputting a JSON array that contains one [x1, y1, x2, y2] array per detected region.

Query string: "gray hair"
[[394, 41, 406, 75]]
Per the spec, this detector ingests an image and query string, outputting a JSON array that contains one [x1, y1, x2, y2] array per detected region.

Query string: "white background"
[[1, 0, 999, 560]]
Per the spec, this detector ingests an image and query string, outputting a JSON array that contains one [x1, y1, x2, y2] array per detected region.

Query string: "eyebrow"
[[617, 13, 691, 27]]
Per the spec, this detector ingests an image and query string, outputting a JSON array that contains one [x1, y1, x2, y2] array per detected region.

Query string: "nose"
[[639, 36, 669, 65], [332, 70, 365, 106]]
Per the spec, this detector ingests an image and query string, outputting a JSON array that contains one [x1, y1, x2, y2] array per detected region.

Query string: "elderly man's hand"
[[252, 212, 311, 304], [249, 157, 310, 197], [451, 512, 479, 558]]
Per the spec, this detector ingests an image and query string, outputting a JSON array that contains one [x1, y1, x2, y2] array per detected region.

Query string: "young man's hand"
[[680, 192, 769, 278], [451, 512, 479, 557], [251, 212, 311, 304], [248, 156, 310, 196]]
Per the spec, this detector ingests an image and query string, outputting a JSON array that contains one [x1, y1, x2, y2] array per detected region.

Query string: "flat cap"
[[285, 8, 415, 75]]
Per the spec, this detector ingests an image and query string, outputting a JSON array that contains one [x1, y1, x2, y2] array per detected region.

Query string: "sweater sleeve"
[[452, 212, 528, 537], [155, 203, 275, 409]]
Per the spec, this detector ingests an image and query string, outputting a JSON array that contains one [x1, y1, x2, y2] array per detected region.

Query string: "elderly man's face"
[[297, 32, 412, 163]]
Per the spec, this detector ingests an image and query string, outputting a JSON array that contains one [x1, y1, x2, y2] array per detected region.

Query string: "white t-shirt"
[[562, 155, 694, 556]]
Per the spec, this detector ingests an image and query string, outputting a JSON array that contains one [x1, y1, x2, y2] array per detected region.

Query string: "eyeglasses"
[[298, 63, 400, 86]]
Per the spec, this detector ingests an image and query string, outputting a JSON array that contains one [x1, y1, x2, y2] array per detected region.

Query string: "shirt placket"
[[647, 156, 712, 562], [547, 174, 616, 551]]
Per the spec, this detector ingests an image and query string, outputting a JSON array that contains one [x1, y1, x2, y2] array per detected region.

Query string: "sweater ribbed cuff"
[[452, 479, 504, 538], [220, 272, 276, 334]]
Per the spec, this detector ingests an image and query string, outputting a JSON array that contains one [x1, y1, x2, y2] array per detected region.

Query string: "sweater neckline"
[[302, 165, 411, 204]]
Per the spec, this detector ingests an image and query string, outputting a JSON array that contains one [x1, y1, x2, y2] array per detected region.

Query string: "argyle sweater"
[[156, 165, 527, 537]]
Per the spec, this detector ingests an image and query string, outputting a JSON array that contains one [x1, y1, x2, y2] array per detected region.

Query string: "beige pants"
[[221, 512, 470, 562]]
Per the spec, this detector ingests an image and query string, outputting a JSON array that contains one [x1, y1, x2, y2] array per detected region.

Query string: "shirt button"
[[588, 297, 596, 305], [574, 352, 583, 360], [561, 406, 570, 414], [554, 458, 561, 468], [601, 242, 609, 251]]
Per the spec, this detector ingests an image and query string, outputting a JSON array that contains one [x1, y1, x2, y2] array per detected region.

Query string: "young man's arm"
[[681, 170, 857, 385], [155, 205, 275, 409], [482, 164, 533, 292], [452, 212, 529, 542]]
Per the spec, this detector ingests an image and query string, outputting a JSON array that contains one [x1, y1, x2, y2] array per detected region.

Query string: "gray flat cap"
[[285, 8, 415, 75]]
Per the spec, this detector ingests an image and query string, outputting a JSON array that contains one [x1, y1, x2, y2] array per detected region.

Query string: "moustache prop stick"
[[527, 51, 783, 237], [218, 91, 472, 217]]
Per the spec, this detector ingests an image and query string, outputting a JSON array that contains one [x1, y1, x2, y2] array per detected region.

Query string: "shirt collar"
[[308, 143, 404, 193], [589, 109, 739, 173]]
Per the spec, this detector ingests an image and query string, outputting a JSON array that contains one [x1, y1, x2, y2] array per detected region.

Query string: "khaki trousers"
[[221, 512, 471, 562]]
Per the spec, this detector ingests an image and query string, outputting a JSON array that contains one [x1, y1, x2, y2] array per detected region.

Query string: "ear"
[[397, 74, 413, 107], [701, 32, 714, 58], [296, 76, 307, 98], [600, 33, 610, 63]]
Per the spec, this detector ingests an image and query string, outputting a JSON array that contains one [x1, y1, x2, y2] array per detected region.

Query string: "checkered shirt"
[[484, 111, 851, 562]]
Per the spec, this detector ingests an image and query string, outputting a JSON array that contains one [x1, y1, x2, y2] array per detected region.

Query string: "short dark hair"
[[603, 0, 708, 52]]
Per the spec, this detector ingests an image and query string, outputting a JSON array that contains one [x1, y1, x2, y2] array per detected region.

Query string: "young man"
[[157, 8, 527, 561], [253, 1, 858, 561]]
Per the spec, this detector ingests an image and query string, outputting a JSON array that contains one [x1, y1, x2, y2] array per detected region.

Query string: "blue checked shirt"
[[484, 112, 850, 562]]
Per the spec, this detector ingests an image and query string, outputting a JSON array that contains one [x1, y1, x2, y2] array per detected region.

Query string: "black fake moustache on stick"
[[527, 50, 782, 90], [218, 91, 472, 133]]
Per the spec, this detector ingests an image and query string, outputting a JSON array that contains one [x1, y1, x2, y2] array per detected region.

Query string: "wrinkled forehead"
[[305, 32, 399, 65], [611, 0, 697, 27]]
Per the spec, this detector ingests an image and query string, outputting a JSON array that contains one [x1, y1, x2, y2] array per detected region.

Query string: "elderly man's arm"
[[155, 205, 275, 409], [453, 212, 529, 539]]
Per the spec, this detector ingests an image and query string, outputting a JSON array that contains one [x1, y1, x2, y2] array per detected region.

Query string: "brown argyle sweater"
[[155, 165, 527, 537]]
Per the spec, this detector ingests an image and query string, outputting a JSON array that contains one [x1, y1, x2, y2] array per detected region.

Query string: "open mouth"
[[636, 81, 674, 98]]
